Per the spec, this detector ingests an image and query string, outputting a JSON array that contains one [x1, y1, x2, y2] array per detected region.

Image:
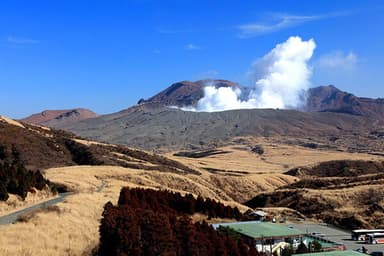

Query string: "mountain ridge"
[[19, 80, 384, 152], [306, 85, 384, 119], [21, 108, 99, 128], [137, 79, 239, 107]]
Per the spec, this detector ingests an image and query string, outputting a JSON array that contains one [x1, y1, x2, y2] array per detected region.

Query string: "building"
[[292, 250, 367, 255], [246, 210, 267, 221], [213, 221, 305, 255], [213, 221, 345, 256]]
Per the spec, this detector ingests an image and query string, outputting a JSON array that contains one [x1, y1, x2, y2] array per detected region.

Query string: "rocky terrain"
[[58, 105, 383, 154], [137, 80, 384, 119], [27, 80, 378, 154]]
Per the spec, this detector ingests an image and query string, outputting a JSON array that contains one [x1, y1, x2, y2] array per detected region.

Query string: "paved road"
[[0, 192, 74, 225], [0, 180, 106, 226], [285, 222, 384, 253]]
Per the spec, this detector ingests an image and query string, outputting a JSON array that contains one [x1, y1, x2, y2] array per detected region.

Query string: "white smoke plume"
[[191, 36, 316, 112]]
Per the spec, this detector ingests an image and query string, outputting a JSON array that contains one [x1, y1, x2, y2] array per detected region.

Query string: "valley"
[[1, 81, 383, 255], [3, 2, 384, 254], [0, 135, 382, 255]]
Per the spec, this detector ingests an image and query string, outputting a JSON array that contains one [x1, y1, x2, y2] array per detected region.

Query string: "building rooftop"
[[213, 221, 305, 239], [292, 250, 367, 256]]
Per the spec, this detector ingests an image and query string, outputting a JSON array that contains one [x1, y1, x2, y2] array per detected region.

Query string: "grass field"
[[0, 140, 381, 255]]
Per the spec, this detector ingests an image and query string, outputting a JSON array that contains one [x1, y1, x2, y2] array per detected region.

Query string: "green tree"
[[312, 240, 322, 252], [281, 245, 293, 256], [296, 242, 308, 254], [0, 183, 9, 201], [216, 226, 242, 242]]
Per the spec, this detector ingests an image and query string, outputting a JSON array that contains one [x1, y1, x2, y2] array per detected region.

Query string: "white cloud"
[[237, 12, 349, 38], [238, 14, 319, 38], [185, 43, 200, 50], [7, 36, 39, 44], [317, 51, 358, 69], [185, 36, 316, 112]]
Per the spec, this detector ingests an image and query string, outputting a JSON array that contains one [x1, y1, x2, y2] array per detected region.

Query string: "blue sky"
[[1, 0, 383, 118]]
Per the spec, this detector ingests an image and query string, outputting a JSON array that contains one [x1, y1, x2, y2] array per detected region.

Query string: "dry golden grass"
[[167, 139, 381, 175], [0, 187, 56, 216], [0, 115, 25, 128], [0, 165, 266, 255], [0, 140, 381, 255], [0, 166, 123, 256], [305, 184, 384, 210], [73, 138, 115, 147]]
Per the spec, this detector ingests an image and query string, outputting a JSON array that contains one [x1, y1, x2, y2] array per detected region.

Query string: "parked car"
[[311, 232, 325, 237]]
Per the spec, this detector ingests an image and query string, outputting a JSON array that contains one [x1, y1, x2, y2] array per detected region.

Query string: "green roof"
[[293, 250, 366, 256], [215, 221, 305, 239]]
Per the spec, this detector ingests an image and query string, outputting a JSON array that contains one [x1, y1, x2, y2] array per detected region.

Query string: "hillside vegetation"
[[0, 119, 198, 174], [99, 188, 260, 256], [0, 151, 49, 201], [0, 142, 382, 255], [246, 160, 384, 229]]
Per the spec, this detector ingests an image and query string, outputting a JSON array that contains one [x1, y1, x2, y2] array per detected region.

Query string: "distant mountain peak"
[[137, 80, 383, 120], [306, 85, 384, 117], [21, 108, 99, 128], [138, 79, 239, 107]]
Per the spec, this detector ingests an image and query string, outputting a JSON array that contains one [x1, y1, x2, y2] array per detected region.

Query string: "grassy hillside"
[[246, 160, 384, 229]]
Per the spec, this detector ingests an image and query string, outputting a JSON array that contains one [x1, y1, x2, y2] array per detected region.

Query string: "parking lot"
[[285, 222, 384, 254]]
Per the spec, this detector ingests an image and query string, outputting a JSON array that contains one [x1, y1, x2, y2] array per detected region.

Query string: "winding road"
[[0, 192, 74, 225], [0, 180, 106, 226]]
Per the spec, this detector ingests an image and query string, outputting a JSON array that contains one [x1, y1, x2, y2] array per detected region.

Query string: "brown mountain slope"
[[306, 85, 384, 119], [139, 80, 383, 122], [0, 115, 198, 175], [59, 105, 384, 153], [21, 108, 99, 128], [138, 79, 239, 107]]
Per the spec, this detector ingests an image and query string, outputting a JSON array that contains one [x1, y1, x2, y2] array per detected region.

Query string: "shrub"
[[251, 145, 264, 155]]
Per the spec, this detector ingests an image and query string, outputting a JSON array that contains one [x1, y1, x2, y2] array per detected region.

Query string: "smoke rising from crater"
[[191, 36, 316, 112]]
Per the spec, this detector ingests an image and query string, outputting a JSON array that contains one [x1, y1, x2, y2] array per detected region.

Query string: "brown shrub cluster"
[[286, 160, 384, 178], [98, 188, 261, 256], [245, 190, 337, 216], [0, 144, 51, 201]]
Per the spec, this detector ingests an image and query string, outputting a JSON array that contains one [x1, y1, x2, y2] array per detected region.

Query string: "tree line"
[[98, 188, 262, 256], [0, 144, 51, 201]]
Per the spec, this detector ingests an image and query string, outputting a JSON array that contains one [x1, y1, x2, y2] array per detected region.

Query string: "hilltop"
[[21, 108, 99, 128], [137, 79, 239, 107], [306, 85, 384, 119]]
